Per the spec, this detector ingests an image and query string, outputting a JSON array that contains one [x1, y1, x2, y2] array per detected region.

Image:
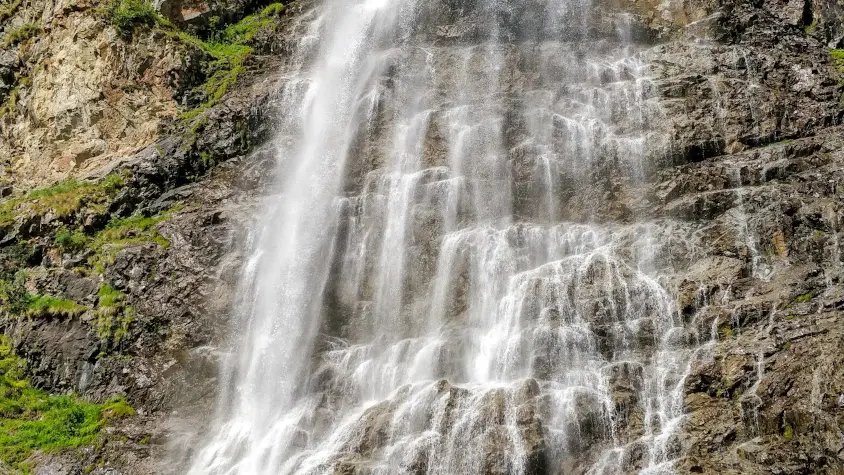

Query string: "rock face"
[[1, 0, 182, 187], [0, 0, 842, 473]]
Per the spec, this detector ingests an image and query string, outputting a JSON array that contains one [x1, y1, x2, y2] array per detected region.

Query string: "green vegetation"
[[782, 422, 794, 440], [105, 0, 161, 35], [54, 228, 89, 252], [102, 0, 285, 121], [95, 284, 134, 343], [0, 85, 20, 118], [720, 326, 735, 339], [830, 50, 844, 91], [87, 208, 178, 272], [0, 243, 34, 316], [793, 293, 813, 304], [831, 49, 844, 69], [27, 295, 87, 318], [0, 0, 21, 22], [0, 271, 29, 316], [1, 22, 40, 47], [0, 175, 126, 227], [805, 17, 818, 34], [172, 3, 286, 120], [0, 336, 133, 470]]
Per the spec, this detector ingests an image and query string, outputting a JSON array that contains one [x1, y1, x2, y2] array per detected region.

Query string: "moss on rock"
[[0, 336, 133, 472]]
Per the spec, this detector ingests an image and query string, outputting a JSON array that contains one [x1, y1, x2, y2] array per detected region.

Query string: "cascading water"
[[187, 0, 708, 473]]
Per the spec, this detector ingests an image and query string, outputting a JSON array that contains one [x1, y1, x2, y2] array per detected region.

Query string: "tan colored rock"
[[0, 9, 184, 190]]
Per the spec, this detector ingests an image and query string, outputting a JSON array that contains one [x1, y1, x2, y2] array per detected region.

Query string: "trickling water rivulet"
[[187, 0, 709, 473]]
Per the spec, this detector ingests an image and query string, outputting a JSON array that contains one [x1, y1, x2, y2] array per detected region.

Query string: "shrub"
[[0, 271, 30, 316], [106, 0, 161, 35], [54, 228, 89, 251]]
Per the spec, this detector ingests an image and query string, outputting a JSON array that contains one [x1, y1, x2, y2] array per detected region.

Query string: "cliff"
[[0, 0, 842, 472]]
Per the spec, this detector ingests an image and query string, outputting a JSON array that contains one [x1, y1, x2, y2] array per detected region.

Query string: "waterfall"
[[187, 0, 706, 473]]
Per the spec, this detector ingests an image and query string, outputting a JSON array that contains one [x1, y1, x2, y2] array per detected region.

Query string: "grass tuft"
[[0, 0, 21, 22], [95, 284, 134, 344], [174, 3, 285, 120], [27, 295, 88, 318], [87, 208, 177, 273], [0, 175, 126, 227], [0, 335, 133, 470], [1, 22, 40, 48]]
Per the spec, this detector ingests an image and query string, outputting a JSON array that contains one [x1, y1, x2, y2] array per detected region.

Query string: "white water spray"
[[187, 0, 706, 473]]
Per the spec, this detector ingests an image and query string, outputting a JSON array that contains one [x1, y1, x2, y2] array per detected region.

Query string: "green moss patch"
[[0, 175, 126, 228], [95, 284, 134, 344], [782, 422, 794, 440], [172, 3, 286, 120], [27, 295, 88, 318], [87, 207, 179, 273], [0, 336, 133, 471], [831, 49, 844, 70], [830, 49, 844, 91]]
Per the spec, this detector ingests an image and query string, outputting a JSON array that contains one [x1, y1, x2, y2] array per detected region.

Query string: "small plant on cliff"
[[0, 335, 134, 470], [95, 284, 134, 343], [0, 243, 34, 317], [54, 227, 90, 252], [27, 295, 88, 318], [87, 208, 177, 273], [172, 2, 286, 120], [782, 422, 794, 440], [1, 22, 40, 48], [0, 271, 30, 317], [0, 174, 126, 227], [0, 0, 21, 22], [0, 85, 20, 118], [830, 49, 844, 90], [831, 49, 844, 70], [106, 0, 161, 35], [805, 17, 818, 34]]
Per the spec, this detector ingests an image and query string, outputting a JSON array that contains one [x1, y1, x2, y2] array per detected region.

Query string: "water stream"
[[187, 0, 705, 473]]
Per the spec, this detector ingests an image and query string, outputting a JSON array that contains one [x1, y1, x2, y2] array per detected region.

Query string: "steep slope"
[[0, 0, 840, 473]]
